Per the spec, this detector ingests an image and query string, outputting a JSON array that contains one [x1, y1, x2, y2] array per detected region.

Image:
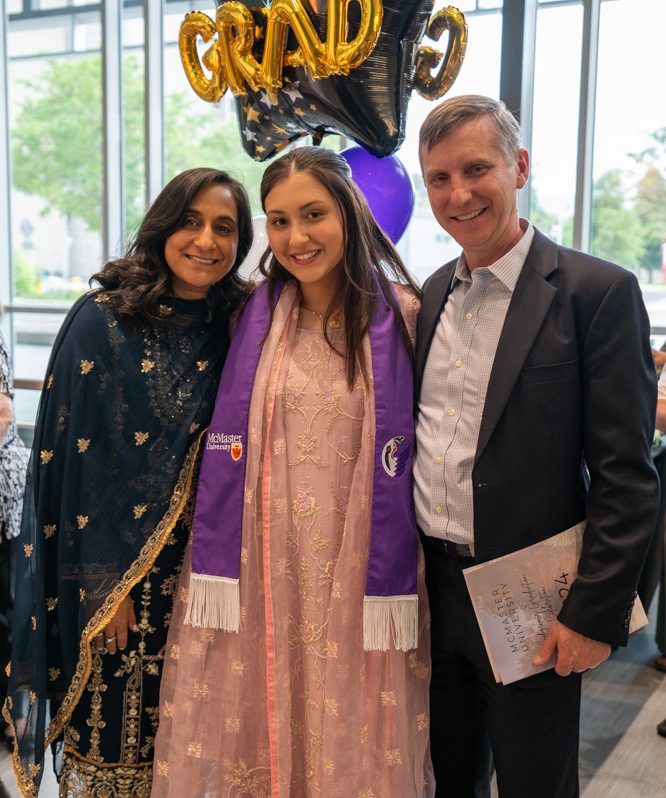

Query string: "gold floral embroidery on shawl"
[[8, 435, 204, 797]]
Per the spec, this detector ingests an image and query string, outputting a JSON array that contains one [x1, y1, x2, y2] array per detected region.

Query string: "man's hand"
[[94, 596, 138, 655], [532, 620, 611, 677]]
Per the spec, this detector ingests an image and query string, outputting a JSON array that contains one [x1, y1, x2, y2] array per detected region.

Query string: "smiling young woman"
[[263, 170, 346, 321], [152, 147, 435, 798]]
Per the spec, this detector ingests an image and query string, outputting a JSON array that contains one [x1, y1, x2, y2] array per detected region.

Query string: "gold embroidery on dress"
[[86, 650, 107, 761], [221, 758, 271, 796], [60, 746, 152, 798], [384, 748, 403, 767], [3, 436, 204, 798], [106, 572, 160, 765]]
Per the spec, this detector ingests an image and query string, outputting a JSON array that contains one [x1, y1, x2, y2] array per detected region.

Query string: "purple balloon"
[[340, 146, 415, 244]]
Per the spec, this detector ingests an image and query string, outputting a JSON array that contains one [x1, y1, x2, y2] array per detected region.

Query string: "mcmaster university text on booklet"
[[463, 522, 648, 685]]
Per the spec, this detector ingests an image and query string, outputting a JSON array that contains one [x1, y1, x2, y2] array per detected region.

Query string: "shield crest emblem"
[[231, 442, 243, 461]]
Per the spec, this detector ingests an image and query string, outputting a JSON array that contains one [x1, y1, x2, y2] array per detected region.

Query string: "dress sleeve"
[[557, 268, 659, 645]]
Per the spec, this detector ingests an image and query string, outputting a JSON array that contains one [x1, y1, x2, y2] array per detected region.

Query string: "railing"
[[5, 301, 72, 315], [15, 378, 43, 391]]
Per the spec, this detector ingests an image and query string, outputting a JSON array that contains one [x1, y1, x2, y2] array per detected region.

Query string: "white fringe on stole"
[[184, 573, 241, 631], [363, 595, 418, 651]]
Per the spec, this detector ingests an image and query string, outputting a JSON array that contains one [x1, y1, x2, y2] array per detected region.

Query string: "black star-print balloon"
[[221, 1, 465, 161]]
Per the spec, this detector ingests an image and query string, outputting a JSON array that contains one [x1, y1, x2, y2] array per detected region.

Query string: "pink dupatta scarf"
[[151, 282, 433, 797]]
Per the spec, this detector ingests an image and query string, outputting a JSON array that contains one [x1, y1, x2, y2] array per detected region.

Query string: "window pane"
[[13, 308, 68, 384], [455, 1, 479, 11], [123, 8, 146, 236], [14, 388, 41, 437], [396, 11, 503, 284], [9, 18, 72, 56], [163, 8, 266, 213], [8, 7, 103, 389], [37, 0, 70, 10], [529, 2, 583, 247], [591, 0, 666, 283]]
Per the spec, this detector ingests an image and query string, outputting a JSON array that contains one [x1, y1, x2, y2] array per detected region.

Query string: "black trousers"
[[424, 538, 582, 798]]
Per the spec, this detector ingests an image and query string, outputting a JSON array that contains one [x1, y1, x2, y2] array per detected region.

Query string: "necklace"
[[302, 305, 341, 329]]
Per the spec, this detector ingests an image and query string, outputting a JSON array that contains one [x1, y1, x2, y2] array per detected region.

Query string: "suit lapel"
[[416, 263, 456, 399], [475, 231, 559, 463]]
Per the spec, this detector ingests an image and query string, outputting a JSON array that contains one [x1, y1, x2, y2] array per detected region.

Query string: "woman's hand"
[[94, 596, 138, 654]]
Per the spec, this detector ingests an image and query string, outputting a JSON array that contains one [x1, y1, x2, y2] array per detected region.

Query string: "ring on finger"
[[104, 635, 117, 643]]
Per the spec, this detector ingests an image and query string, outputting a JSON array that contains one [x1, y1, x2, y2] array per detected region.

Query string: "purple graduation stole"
[[186, 281, 419, 651]]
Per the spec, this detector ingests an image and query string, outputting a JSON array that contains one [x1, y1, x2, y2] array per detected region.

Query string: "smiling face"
[[264, 170, 345, 300], [421, 116, 529, 269], [164, 182, 240, 300]]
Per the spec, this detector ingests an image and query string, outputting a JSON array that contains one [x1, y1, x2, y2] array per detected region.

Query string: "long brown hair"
[[93, 168, 253, 323], [259, 146, 420, 388]]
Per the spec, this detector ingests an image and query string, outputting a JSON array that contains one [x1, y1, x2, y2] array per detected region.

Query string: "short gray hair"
[[419, 94, 523, 164]]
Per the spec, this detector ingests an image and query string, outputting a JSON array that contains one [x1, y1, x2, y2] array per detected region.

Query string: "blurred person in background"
[[0, 327, 29, 749]]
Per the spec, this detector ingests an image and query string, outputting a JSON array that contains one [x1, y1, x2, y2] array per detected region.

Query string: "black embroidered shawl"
[[5, 291, 229, 795]]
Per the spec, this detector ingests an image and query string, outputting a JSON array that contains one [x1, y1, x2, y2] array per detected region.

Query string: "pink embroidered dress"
[[151, 286, 433, 797]]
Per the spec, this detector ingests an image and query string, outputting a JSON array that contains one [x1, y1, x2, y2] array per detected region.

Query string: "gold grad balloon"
[[179, 1, 468, 159], [414, 6, 467, 99], [180, 0, 384, 99]]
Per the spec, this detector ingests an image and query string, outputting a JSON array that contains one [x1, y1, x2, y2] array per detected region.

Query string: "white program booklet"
[[463, 522, 648, 685]]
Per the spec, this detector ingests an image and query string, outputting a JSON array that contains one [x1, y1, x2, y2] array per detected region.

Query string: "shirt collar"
[[452, 219, 534, 292]]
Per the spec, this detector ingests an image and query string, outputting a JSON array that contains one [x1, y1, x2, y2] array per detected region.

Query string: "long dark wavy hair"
[[259, 146, 421, 389], [93, 168, 253, 323]]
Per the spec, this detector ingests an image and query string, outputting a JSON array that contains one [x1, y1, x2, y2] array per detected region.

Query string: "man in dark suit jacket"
[[414, 94, 659, 797]]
